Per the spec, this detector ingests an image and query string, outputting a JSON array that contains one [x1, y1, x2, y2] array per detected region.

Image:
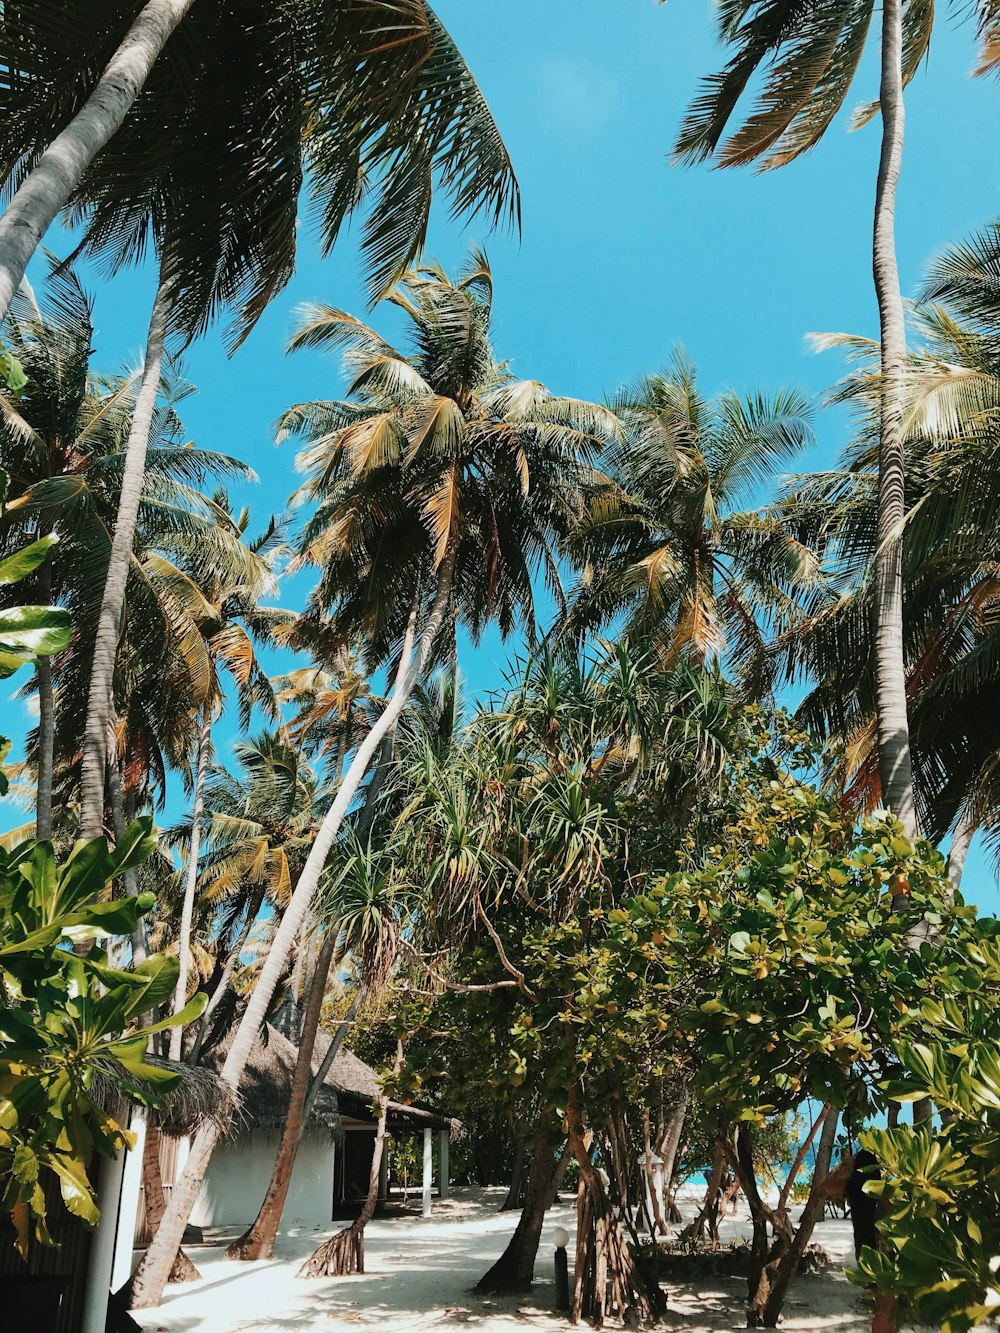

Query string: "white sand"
[[130, 1187, 872, 1333]]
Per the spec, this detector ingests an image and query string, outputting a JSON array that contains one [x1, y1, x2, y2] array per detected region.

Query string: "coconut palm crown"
[[279, 249, 617, 671]]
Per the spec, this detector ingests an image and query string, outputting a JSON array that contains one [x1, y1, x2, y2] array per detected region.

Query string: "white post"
[[111, 1112, 147, 1292], [439, 1129, 449, 1199], [81, 1149, 127, 1333], [422, 1127, 433, 1217]]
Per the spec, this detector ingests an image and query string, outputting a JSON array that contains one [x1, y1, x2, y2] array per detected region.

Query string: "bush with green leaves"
[[852, 959, 1000, 1333], [0, 818, 205, 1256]]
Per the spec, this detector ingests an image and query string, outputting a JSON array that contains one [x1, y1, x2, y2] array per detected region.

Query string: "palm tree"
[[0, 1, 518, 329], [175, 732, 329, 1056], [129, 250, 611, 1309], [166, 502, 288, 1062], [774, 220, 1000, 882], [673, 0, 997, 837], [230, 835, 407, 1266], [566, 351, 817, 691], [0, 260, 258, 826]]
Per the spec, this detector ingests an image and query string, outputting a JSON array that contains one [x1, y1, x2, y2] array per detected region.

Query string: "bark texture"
[[35, 657, 54, 839], [0, 0, 194, 324], [948, 807, 975, 895], [872, 0, 916, 838], [225, 929, 338, 1260], [476, 1139, 564, 1292], [169, 710, 211, 1061], [129, 549, 456, 1310], [80, 275, 171, 839], [297, 1042, 404, 1279]]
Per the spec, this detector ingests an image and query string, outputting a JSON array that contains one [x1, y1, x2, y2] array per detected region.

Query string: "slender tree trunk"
[[129, 547, 457, 1310], [656, 1081, 690, 1225], [225, 929, 339, 1260], [643, 1109, 670, 1238], [302, 990, 362, 1124], [677, 1138, 725, 1247], [298, 1042, 404, 1279], [759, 1109, 839, 1327], [133, 1124, 200, 1286], [108, 761, 148, 966], [168, 710, 211, 1062], [0, 0, 194, 324], [80, 272, 172, 840], [35, 657, 54, 839], [948, 806, 975, 895], [500, 1132, 526, 1211], [476, 1139, 565, 1292], [188, 882, 266, 1064], [872, 0, 915, 838]]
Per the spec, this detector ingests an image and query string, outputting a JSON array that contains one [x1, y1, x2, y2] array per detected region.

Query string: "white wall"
[[192, 1133, 335, 1230]]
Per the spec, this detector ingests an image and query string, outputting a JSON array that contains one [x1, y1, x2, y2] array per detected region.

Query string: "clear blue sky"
[[11, 1, 1000, 905]]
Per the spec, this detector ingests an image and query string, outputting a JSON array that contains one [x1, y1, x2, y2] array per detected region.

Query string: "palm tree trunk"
[[108, 760, 148, 966], [168, 709, 211, 1062], [35, 657, 54, 839], [188, 882, 266, 1064], [302, 989, 362, 1124], [948, 806, 975, 895], [0, 0, 194, 324], [129, 546, 457, 1310], [225, 929, 340, 1260], [872, 0, 916, 839], [80, 271, 171, 840]]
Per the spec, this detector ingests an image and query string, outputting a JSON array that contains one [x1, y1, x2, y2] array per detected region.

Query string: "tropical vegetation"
[[0, 6, 998, 1333]]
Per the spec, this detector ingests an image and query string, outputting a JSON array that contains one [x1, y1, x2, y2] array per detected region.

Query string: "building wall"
[[191, 1132, 335, 1230]]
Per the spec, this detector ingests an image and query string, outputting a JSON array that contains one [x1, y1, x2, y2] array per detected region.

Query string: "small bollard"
[[552, 1225, 570, 1312]]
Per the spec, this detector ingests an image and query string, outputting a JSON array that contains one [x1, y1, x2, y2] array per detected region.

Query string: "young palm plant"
[[130, 250, 612, 1306]]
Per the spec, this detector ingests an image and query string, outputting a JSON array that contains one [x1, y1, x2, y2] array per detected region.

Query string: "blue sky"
[[9, 1, 1000, 904]]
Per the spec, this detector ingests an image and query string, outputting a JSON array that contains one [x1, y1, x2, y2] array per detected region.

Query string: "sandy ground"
[[129, 1187, 872, 1333]]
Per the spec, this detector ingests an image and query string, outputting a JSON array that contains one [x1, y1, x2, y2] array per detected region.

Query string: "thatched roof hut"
[[313, 1031, 461, 1139], [91, 1054, 236, 1139], [198, 1022, 343, 1137]]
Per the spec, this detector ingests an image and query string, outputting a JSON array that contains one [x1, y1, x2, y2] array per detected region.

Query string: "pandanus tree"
[[674, 0, 1000, 836], [773, 220, 1000, 882], [565, 350, 818, 689], [129, 252, 610, 1306]]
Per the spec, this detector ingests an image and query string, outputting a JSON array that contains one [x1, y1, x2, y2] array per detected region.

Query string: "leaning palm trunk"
[[80, 272, 171, 839], [0, 0, 194, 324], [225, 929, 340, 1260], [298, 1041, 404, 1279], [129, 547, 457, 1310], [872, 0, 916, 840], [35, 658, 54, 839], [168, 710, 211, 1062], [188, 882, 266, 1064]]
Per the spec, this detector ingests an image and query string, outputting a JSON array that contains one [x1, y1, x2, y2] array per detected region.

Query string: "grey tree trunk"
[[80, 274, 171, 839], [872, 0, 916, 839], [168, 710, 211, 1062], [108, 761, 148, 966], [35, 657, 54, 840], [129, 547, 457, 1310], [188, 881, 266, 1064], [948, 807, 975, 895], [302, 989, 362, 1124], [0, 0, 195, 324]]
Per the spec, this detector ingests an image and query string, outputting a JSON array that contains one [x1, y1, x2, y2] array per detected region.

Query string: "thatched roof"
[[91, 1055, 237, 1139], [199, 1022, 342, 1138], [314, 1031, 461, 1139]]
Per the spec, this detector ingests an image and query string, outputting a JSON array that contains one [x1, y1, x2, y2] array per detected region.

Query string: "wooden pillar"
[[422, 1127, 433, 1217], [439, 1129, 449, 1199]]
